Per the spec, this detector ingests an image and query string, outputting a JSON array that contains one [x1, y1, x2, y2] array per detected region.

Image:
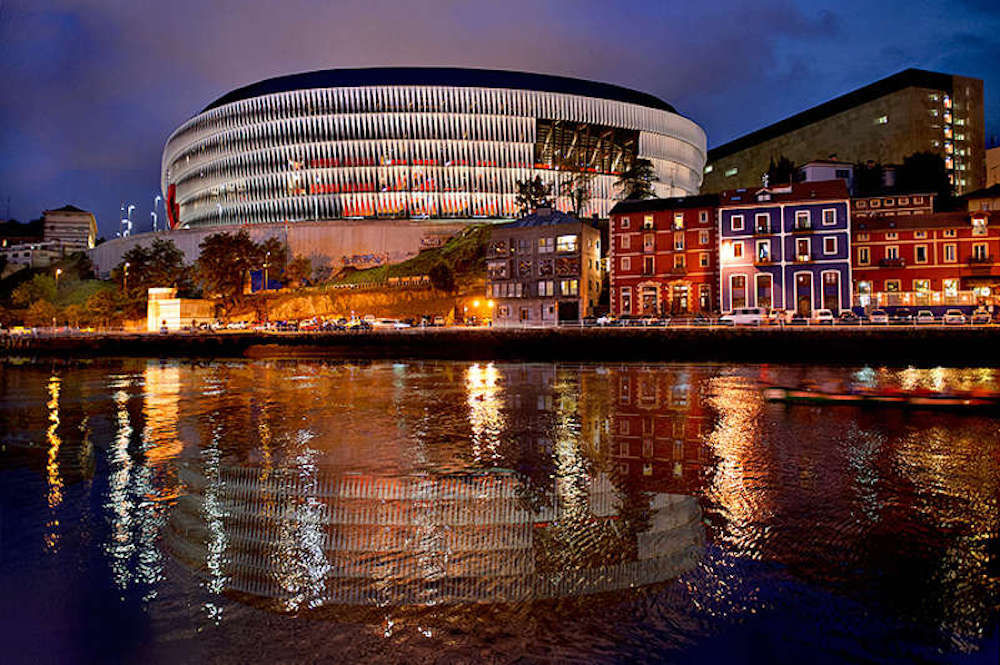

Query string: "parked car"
[[596, 314, 616, 326], [943, 309, 967, 325], [812, 309, 835, 325], [692, 312, 713, 326], [891, 308, 913, 325], [915, 310, 936, 325], [432, 315, 446, 327], [371, 318, 410, 329], [838, 311, 861, 325], [787, 314, 809, 326], [869, 309, 889, 325], [971, 309, 992, 325], [719, 307, 767, 326]]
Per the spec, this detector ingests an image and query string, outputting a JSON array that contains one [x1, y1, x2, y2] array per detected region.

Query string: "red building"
[[608, 194, 719, 317], [852, 210, 1000, 310]]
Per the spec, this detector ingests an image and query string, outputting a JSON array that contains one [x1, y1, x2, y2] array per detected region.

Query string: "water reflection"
[[0, 359, 998, 661]]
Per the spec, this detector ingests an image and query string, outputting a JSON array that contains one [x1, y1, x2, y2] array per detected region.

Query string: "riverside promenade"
[[3, 326, 999, 365]]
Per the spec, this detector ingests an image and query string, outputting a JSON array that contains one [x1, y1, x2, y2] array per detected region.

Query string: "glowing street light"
[[55, 268, 63, 288], [123, 262, 130, 293]]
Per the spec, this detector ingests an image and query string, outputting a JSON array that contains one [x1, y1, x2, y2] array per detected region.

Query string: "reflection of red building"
[[606, 366, 713, 495], [609, 195, 719, 316], [852, 211, 1000, 310]]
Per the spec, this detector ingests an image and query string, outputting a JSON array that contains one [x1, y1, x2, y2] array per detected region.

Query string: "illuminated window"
[[885, 280, 900, 293], [913, 279, 930, 292], [885, 246, 899, 260], [944, 244, 956, 262], [725, 167, 738, 177], [621, 256, 631, 271], [857, 200, 867, 209], [699, 252, 709, 267], [755, 213, 769, 233], [643, 215, 655, 230], [699, 229, 709, 245], [556, 235, 578, 252], [943, 278, 958, 295], [732, 241, 744, 259], [560, 279, 578, 296], [876, 115, 889, 124], [674, 232, 685, 250], [795, 210, 810, 230], [704, 165, 714, 174], [538, 236, 554, 253], [621, 217, 630, 229], [972, 217, 988, 236], [673, 213, 684, 230]]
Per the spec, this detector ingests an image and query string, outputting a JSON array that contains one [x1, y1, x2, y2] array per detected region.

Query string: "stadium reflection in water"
[[0, 359, 997, 663]]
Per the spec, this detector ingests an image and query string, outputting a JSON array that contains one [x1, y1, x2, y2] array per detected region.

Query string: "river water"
[[0, 358, 997, 664]]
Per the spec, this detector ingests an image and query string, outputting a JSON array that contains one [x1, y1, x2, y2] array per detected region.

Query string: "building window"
[[822, 209, 837, 226], [560, 279, 579, 296], [538, 237, 554, 253], [885, 231, 898, 240], [620, 235, 631, 249], [643, 256, 654, 275], [856, 200, 867, 209], [754, 213, 769, 233], [944, 244, 957, 262], [884, 198, 895, 207], [699, 211, 709, 224], [731, 215, 744, 232], [973, 243, 989, 260], [972, 217, 988, 236], [943, 229, 957, 238], [556, 235, 578, 253], [725, 167, 738, 177], [857, 232, 869, 241], [699, 252, 709, 267], [795, 210, 810, 230], [621, 256, 631, 271], [731, 274, 747, 309], [704, 165, 713, 174], [876, 115, 888, 124], [620, 217, 631, 230], [796, 238, 810, 261], [644, 233, 655, 252], [756, 239, 770, 262], [621, 287, 632, 314], [858, 247, 870, 265], [943, 278, 959, 296], [674, 232, 685, 251], [538, 280, 555, 296], [673, 213, 684, 230], [824, 237, 837, 255], [885, 246, 899, 260], [731, 241, 744, 259], [673, 254, 685, 269], [885, 279, 901, 293], [756, 273, 773, 309], [913, 279, 930, 293], [914, 230, 926, 239], [699, 229, 709, 245], [915, 245, 928, 263]]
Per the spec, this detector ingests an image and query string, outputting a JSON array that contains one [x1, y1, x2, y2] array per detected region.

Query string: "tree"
[[428, 262, 455, 292], [195, 230, 261, 313], [560, 170, 596, 216], [515, 176, 553, 215], [86, 289, 121, 329], [115, 237, 190, 300], [259, 236, 288, 284], [854, 160, 884, 196], [24, 299, 59, 327], [765, 156, 796, 186], [615, 158, 658, 200], [11, 274, 56, 307], [62, 304, 88, 328], [896, 151, 951, 202], [284, 255, 312, 288]]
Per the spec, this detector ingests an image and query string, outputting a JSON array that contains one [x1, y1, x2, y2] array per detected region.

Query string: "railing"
[[670, 265, 687, 275], [793, 254, 812, 263], [754, 256, 773, 265], [753, 226, 771, 235], [967, 255, 995, 265], [856, 290, 991, 307], [791, 224, 812, 233], [879, 257, 905, 267]]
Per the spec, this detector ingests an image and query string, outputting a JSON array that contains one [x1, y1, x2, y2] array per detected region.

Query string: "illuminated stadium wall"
[[161, 68, 707, 229]]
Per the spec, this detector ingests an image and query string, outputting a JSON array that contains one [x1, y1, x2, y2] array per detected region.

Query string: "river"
[[0, 358, 997, 664]]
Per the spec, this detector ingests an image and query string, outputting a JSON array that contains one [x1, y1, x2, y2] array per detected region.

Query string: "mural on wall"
[[341, 252, 390, 268]]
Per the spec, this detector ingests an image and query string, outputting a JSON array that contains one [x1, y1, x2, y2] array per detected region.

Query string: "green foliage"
[[195, 230, 261, 312], [766, 156, 796, 185], [560, 170, 596, 216], [62, 303, 88, 327], [615, 158, 658, 200], [12, 274, 56, 307], [259, 237, 288, 278], [284, 255, 312, 287], [515, 176, 553, 214], [86, 289, 122, 328], [114, 238, 191, 300], [24, 299, 59, 327], [428, 262, 456, 292]]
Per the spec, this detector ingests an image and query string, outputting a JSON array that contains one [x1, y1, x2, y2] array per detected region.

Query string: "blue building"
[[718, 181, 852, 316]]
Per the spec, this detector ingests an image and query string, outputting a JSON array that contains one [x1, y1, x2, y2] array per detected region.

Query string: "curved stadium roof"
[[202, 67, 677, 114]]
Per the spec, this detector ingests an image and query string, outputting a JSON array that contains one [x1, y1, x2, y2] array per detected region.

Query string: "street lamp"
[[123, 262, 130, 293], [263, 250, 270, 292], [55, 267, 63, 288]]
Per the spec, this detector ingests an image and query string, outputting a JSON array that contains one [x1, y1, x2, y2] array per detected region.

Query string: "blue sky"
[[1, 0, 998, 236]]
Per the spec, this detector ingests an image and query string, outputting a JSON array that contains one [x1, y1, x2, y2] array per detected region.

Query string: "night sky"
[[1, 0, 998, 237]]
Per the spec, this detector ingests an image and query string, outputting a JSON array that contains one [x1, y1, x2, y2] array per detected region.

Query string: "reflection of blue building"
[[718, 181, 851, 315]]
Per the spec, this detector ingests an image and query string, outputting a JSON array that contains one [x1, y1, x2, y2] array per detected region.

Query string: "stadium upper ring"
[[161, 67, 707, 229]]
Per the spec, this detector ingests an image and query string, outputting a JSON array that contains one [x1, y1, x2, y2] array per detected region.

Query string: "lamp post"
[[263, 251, 270, 292], [153, 195, 163, 232], [123, 262, 130, 294], [55, 267, 63, 288]]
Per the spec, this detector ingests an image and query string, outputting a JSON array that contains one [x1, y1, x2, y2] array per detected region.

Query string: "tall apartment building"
[[718, 181, 852, 315], [486, 208, 602, 326], [987, 146, 1000, 188], [703, 69, 985, 196], [608, 194, 719, 317], [42, 205, 98, 253]]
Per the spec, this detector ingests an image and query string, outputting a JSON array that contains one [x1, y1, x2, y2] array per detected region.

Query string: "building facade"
[[852, 191, 935, 218], [162, 67, 707, 229], [852, 211, 1000, 311], [719, 181, 852, 315], [486, 209, 602, 326], [42, 205, 98, 252], [987, 146, 1000, 188], [608, 194, 719, 317], [703, 69, 985, 196], [964, 184, 1000, 213]]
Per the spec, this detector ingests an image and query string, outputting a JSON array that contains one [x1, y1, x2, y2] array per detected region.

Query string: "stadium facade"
[[160, 68, 707, 229]]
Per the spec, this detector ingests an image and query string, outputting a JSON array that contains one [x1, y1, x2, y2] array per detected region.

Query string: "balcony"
[[670, 264, 687, 275], [753, 256, 773, 265], [967, 255, 995, 264], [791, 224, 812, 233], [879, 257, 905, 267], [793, 254, 813, 263], [753, 225, 772, 235]]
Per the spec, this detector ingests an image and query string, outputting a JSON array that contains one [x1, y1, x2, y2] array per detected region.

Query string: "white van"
[[720, 307, 767, 326]]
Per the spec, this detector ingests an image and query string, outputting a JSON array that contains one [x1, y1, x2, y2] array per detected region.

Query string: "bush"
[[428, 262, 455, 292]]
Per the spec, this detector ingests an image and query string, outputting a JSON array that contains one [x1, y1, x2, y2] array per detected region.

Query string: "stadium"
[[160, 67, 707, 229]]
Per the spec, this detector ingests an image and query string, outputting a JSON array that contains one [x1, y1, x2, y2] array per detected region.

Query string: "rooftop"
[[854, 211, 987, 231], [963, 184, 1000, 199], [202, 67, 677, 114], [497, 209, 598, 229], [708, 69, 963, 161], [610, 193, 720, 215], [720, 180, 850, 205], [45, 204, 88, 214]]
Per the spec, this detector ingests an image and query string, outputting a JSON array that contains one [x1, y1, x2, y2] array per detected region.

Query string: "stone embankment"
[[4, 326, 999, 366]]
